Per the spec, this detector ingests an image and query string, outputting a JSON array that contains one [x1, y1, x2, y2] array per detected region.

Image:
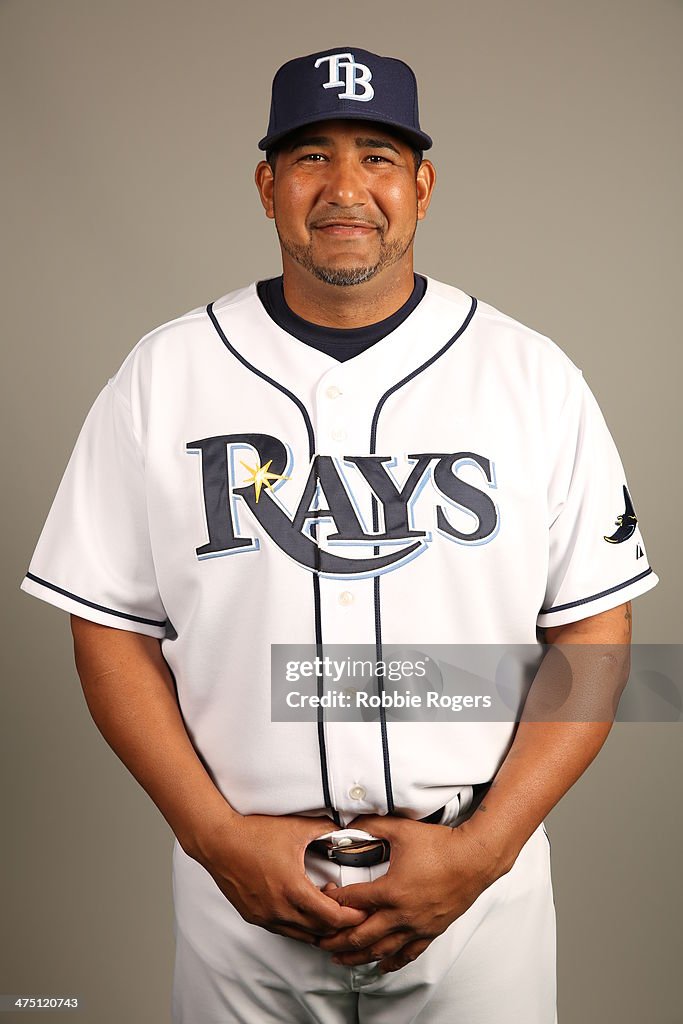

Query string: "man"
[[21, 46, 658, 1023]]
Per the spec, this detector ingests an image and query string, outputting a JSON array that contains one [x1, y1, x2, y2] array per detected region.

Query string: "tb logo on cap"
[[314, 52, 374, 102]]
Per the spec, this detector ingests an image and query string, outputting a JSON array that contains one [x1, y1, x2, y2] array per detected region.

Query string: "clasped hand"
[[318, 814, 498, 973], [196, 813, 368, 944], [198, 811, 498, 973]]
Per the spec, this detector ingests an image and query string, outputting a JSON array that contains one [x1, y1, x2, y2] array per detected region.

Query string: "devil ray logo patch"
[[604, 485, 638, 544]]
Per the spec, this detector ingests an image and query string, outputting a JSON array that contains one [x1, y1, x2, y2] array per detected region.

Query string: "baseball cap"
[[258, 46, 433, 152]]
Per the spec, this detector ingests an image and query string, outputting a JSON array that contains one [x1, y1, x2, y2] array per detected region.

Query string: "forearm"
[[460, 603, 632, 877], [70, 615, 237, 861], [461, 718, 612, 876]]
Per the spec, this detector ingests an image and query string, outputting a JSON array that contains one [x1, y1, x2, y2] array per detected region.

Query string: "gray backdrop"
[[1, 0, 681, 1021]]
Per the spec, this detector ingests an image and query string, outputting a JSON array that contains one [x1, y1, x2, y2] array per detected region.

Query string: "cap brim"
[[258, 111, 432, 152]]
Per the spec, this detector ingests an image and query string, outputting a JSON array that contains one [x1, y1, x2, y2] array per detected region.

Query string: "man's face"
[[255, 119, 435, 287]]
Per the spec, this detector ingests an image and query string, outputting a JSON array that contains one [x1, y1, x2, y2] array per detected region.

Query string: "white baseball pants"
[[171, 818, 557, 1023]]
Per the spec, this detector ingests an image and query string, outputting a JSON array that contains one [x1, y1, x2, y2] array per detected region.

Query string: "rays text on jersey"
[[186, 433, 499, 578]]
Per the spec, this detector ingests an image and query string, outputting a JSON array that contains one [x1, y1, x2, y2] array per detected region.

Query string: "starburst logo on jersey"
[[187, 433, 499, 578], [239, 459, 289, 503], [314, 52, 374, 102]]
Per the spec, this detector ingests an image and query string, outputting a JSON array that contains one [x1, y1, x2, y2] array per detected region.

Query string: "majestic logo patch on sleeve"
[[604, 485, 638, 544]]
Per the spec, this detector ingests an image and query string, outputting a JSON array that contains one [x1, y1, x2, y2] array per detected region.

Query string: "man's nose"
[[320, 158, 369, 206]]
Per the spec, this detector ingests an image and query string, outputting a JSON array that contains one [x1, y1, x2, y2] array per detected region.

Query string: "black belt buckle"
[[309, 838, 390, 867], [309, 784, 492, 867]]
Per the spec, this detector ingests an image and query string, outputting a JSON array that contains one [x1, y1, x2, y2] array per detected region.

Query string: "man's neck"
[[281, 259, 416, 329]]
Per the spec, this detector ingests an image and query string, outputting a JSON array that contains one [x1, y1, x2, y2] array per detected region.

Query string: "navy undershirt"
[[256, 274, 427, 362]]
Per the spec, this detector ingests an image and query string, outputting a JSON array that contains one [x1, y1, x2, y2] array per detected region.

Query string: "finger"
[[318, 910, 398, 953], [346, 814, 395, 838], [379, 938, 432, 974], [329, 931, 414, 967], [324, 878, 390, 913], [264, 923, 322, 945], [303, 818, 353, 843], [291, 880, 368, 932]]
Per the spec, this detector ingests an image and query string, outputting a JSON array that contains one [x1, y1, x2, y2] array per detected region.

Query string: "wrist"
[[176, 797, 241, 867], [456, 815, 524, 883]]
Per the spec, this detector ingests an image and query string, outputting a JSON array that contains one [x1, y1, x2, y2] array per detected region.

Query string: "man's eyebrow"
[[286, 135, 332, 152], [354, 137, 401, 155]]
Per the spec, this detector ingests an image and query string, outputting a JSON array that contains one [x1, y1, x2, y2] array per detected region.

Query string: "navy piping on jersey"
[[206, 293, 478, 820], [24, 572, 167, 627], [541, 568, 653, 614], [368, 295, 478, 815], [206, 303, 316, 455], [206, 302, 340, 826]]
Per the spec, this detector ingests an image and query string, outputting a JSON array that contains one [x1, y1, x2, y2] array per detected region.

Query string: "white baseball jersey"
[[21, 276, 658, 827]]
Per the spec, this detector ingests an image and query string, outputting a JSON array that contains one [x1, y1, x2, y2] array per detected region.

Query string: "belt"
[[308, 836, 392, 868], [309, 783, 490, 868]]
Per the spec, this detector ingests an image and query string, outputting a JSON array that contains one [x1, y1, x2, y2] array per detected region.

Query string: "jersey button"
[[326, 385, 342, 399], [338, 590, 354, 606], [331, 427, 347, 442], [349, 785, 366, 801]]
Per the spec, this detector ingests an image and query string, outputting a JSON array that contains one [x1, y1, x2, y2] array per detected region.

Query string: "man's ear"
[[416, 159, 436, 221], [255, 161, 275, 220]]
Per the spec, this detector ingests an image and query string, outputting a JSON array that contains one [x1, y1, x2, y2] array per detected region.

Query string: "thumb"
[[302, 878, 367, 924], [326, 878, 388, 912], [347, 813, 398, 839], [299, 817, 344, 843], [320, 882, 368, 921]]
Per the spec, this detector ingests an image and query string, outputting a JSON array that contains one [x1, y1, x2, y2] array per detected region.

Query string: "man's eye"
[[365, 154, 390, 163], [299, 153, 327, 162]]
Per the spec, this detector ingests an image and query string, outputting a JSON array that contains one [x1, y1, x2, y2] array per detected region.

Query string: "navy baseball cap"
[[258, 46, 433, 152]]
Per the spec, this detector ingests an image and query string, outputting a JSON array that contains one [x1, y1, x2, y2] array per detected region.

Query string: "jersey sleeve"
[[537, 371, 659, 627], [20, 381, 168, 638]]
